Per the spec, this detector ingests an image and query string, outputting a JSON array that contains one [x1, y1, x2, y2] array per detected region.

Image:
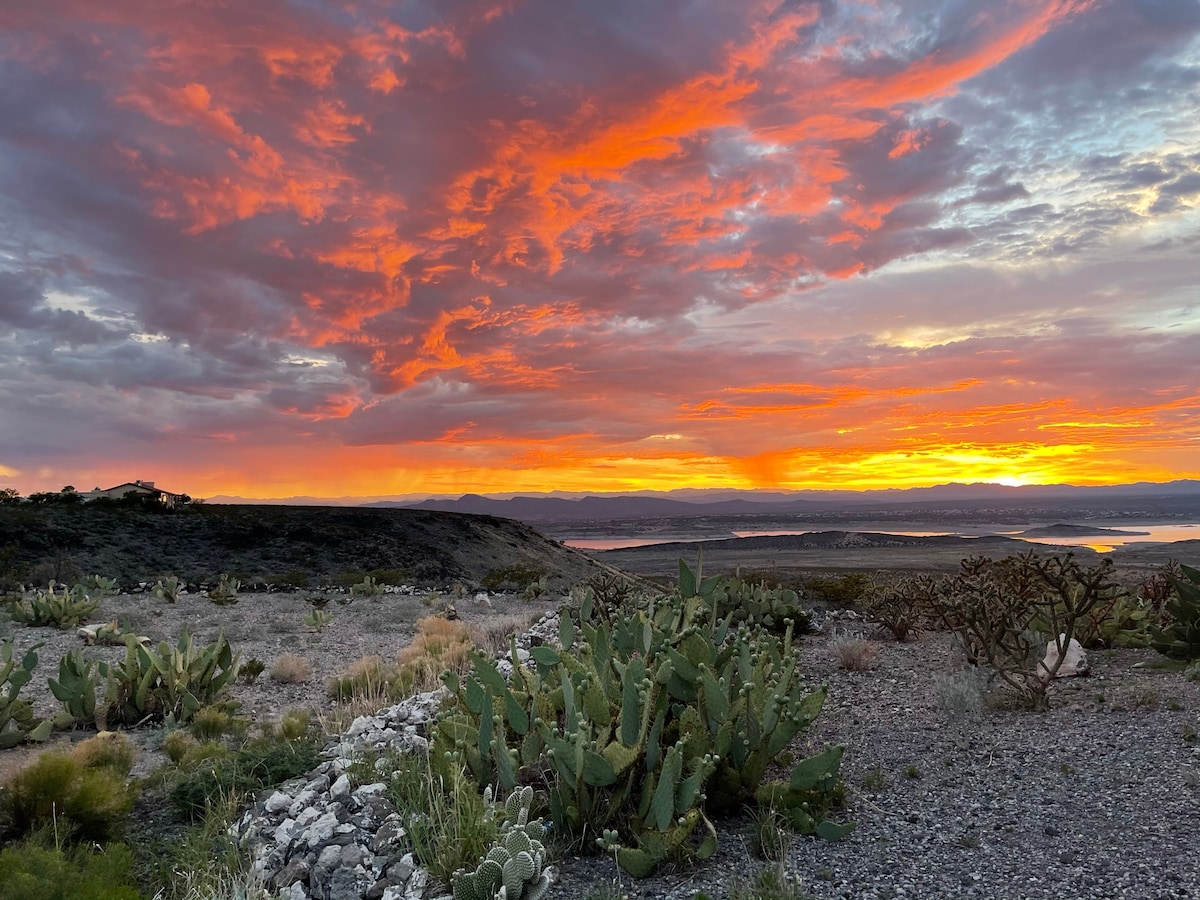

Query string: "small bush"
[[395, 616, 476, 694], [239, 658, 266, 684], [806, 572, 873, 605], [161, 729, 198, 765], [190, 705, 236, 743], [830, 633, 877, 671], [328, 654, 389, 702], [1, 751, 136, 843], [280, 708, 312, 742], [0, 837, 141, 900], [270, 652, 310, 684], [169, 739, 321, 820], [71, 732, 137, 777], [480, 565, 547, 592], [933, 669, 989, 721]]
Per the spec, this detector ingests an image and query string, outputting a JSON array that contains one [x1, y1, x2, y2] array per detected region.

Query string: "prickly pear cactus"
[[1, 639, 52, 749], [452, 786, 553, 900]]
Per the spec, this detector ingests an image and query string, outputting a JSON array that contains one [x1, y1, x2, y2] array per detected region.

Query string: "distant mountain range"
[[363, 480, 1200, 522]]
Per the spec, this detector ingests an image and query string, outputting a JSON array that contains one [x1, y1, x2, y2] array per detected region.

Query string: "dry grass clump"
[[830, 632, 878, 672], [395, 616, 477, 692], [327, 615, 481, 710], [473, 611, 545, 658], [269, 652, 311, 684]]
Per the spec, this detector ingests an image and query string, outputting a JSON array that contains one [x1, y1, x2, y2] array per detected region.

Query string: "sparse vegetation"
[[98, 632, 241, 727], [1, 638, 51, 748], [436, 561, 851, 878], [0, 748, 137, 843], [269, 652, 311, 684], [830, 632, 877, 671], [920, 553, 1125, 709], [0, 837, 142, 900], [207, 574, 240, 605], [1152, 564, 1200, 662], [10, 582, 100, 629]]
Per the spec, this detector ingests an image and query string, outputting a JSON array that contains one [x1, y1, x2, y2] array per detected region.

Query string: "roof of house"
[[96, 481, 182, 498]]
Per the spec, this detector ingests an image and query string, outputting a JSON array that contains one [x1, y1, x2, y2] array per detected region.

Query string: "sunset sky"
[[2, 0, 1198, 499]]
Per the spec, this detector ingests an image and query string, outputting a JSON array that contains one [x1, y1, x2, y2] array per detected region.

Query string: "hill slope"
[[0, 504, 607, 589]]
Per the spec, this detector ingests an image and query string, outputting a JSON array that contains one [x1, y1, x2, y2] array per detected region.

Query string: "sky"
[[1, 0, 1199, 500]]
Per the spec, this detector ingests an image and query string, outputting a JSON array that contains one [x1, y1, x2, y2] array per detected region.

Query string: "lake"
[[565, 523, 1200, 553]]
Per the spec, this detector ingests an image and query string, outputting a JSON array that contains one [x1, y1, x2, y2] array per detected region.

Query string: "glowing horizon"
[[2, 1, 1199, 498]]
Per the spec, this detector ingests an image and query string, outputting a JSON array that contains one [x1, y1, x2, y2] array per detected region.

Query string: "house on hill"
[[84, 480, 184, 508]]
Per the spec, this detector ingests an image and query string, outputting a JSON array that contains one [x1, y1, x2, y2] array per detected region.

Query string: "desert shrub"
[[270, 652, 311, 684], [10, 582, 99, 629], [328, 654, 391, 702], [98, 631, 240, 727], [481, 565, 547, 592], [865, 576, 936, 641], [161, 729, 199, 765], [725, 865, 812, 900], [829, 632, 877, 671], [189, 705, 246, 744], [239, 658, 265, 684], [328, 618, 479, 704], [71, 731, 137, 777], [747, 807, 791, 862], [1, 638, 51, 748], [926, 552, 1123, 710], [435, 561, 850, 878], [933, 668, 989, 721], [280, 708, 312, 741], [1, 750, 136, 843], [805, 572, 873, 605], [0, 837, 141, 900], [169, 738, 320, 820], [1151, 564, 1200, 662]]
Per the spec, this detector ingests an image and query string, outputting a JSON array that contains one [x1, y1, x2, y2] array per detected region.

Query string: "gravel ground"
[[554, 626, 1200, 900], [4, 590, 1199, 899]]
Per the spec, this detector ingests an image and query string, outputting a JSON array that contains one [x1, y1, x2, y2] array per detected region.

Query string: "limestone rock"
[[1040, 634, 1089, 680]]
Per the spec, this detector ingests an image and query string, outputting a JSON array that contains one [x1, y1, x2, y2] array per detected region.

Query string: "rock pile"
[[231, 611, 564, 900], [231, 690, 448, 900]]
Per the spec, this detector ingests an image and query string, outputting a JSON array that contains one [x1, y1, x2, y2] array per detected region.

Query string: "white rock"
[[265, 791, 293, 814], [306, 810, 340, 847], [1040, 634, 1089, 680], [330, 774, 351, 799], [405, 869, 430, 899], [294, 805, 321, 828], [273, 817, 297, 844]]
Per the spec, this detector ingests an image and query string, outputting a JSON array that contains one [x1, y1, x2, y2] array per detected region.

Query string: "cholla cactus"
[[452, 786, 554, 900]]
